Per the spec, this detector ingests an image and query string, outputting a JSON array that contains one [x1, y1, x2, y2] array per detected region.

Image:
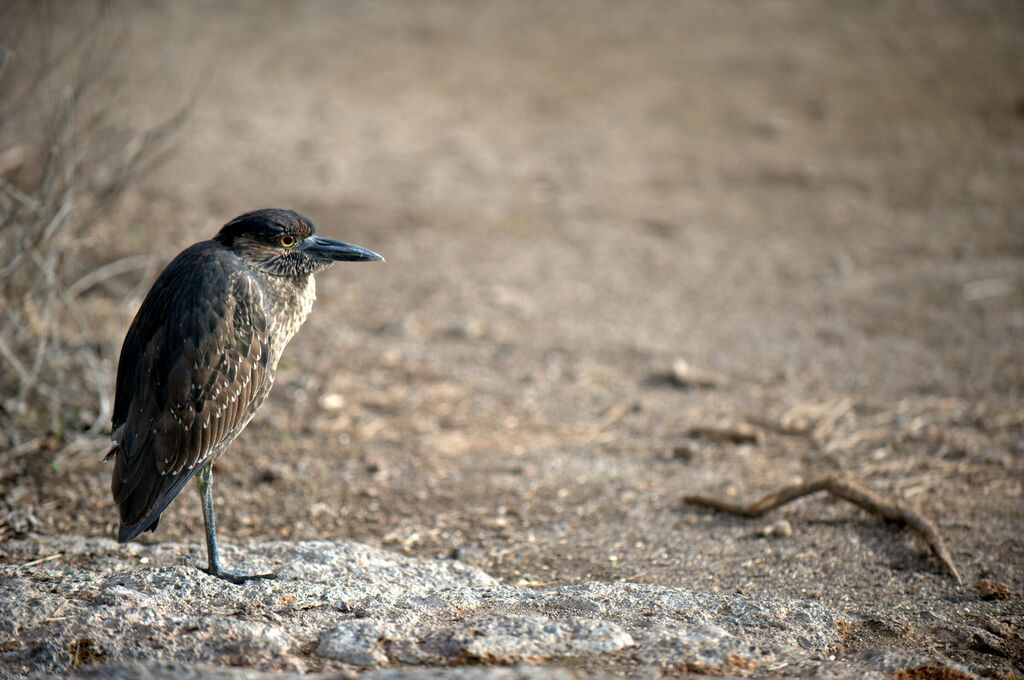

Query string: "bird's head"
[[214, 209, 383, 278]]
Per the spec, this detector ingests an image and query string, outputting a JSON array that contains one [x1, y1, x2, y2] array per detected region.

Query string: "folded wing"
[[109, 243, 271, 541]]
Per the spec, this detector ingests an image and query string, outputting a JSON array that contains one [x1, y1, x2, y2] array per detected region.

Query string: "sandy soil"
[[3, 1, 1023, 676]]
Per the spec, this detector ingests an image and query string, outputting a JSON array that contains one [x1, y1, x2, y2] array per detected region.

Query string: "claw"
[[200, 566, 277, 584]]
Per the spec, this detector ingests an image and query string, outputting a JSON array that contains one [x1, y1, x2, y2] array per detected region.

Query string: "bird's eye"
[[279, 234, 296, 248]]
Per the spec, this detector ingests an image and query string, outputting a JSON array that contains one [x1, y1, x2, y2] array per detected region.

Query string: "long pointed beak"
[[304, 235, 384, 262]]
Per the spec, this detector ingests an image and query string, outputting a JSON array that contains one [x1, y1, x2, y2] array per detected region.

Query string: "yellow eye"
[[279, 234, 296, 248]]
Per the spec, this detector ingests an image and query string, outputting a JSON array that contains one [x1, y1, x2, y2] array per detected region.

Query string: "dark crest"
[[214, 209, 314, 247]]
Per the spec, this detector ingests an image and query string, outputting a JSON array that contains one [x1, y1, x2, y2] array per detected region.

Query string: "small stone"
[[757, 519, 794, 539], [318, 393, 346, 410], [976, 579, 1012, 600], [671, 359, 725, 389], [672, 442, 698, 462]]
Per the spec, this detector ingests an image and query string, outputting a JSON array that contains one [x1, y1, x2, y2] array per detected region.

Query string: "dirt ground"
[[2, 1, 1023, 676]]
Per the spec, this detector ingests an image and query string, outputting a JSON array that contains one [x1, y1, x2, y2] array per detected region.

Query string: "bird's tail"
[[107, 431, 166, 543], [113, 452, 203, 543]]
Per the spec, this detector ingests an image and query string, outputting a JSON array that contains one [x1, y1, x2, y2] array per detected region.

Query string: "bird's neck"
[[258, 272, 317, 365]]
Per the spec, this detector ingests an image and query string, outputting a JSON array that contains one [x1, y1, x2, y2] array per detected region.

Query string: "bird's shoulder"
[[117, 240, 265, 360], [147, 240, 251, 308], [112, 240, 272, 449]]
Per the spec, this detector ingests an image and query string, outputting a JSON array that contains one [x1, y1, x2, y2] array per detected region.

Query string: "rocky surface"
[[0, 536, 980, 679], [2, 2, 1022, 679]]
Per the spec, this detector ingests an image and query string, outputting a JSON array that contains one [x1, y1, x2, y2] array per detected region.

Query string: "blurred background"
[[1, 0, 1022, 616]]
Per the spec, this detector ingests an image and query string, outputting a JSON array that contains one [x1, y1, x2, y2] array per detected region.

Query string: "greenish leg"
[[195, 460, 276, 584]]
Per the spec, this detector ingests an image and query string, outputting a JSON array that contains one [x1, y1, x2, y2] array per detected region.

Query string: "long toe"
[[200, 566, 278, 584]]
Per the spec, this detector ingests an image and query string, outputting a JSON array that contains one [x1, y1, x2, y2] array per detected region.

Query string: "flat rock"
[[0, 537, 963, 678]]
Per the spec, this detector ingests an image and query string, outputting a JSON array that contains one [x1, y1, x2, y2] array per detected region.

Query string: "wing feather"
[[110, 242, 272, 541]]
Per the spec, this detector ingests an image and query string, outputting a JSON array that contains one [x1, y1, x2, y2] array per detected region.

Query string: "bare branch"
[[684, 474, 962, 584]]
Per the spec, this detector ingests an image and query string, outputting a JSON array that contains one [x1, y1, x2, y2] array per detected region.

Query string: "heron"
[[106, 208, 382, 583]]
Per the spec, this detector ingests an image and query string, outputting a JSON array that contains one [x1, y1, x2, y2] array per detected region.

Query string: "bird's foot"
[[199, 565, 277, 584]]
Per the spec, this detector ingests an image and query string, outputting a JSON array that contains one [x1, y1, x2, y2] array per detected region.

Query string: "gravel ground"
[[2, 1, 1022, 677]]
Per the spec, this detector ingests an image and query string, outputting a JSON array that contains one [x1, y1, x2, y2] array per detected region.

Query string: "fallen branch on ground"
[[683, 473, 961, 584]]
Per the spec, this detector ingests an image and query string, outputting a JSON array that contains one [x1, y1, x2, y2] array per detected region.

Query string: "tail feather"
[[118, 514, 160, 542], [114, 459, 204, 543]]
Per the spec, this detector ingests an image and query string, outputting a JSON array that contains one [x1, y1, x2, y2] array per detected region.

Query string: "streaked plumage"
[[106, 209, 382, 582]]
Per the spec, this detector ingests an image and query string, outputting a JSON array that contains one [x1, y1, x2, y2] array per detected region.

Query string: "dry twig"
[[0, 5, 187, 450], [686, 422, 764, 445], [683, 473, 962, 584], [19, 553, 63, 569]]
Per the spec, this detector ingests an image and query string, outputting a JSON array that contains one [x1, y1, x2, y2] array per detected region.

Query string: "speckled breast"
[[261, 273, 317, 367]]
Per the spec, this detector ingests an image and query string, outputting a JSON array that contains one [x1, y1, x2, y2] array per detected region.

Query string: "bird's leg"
[[195, 460, 276, 584]]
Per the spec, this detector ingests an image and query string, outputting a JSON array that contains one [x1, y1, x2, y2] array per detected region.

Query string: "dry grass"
[[0, 2, 186, 533]]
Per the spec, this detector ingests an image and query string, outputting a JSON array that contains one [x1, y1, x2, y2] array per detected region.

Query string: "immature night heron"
[[106, 209, 382, 583]]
